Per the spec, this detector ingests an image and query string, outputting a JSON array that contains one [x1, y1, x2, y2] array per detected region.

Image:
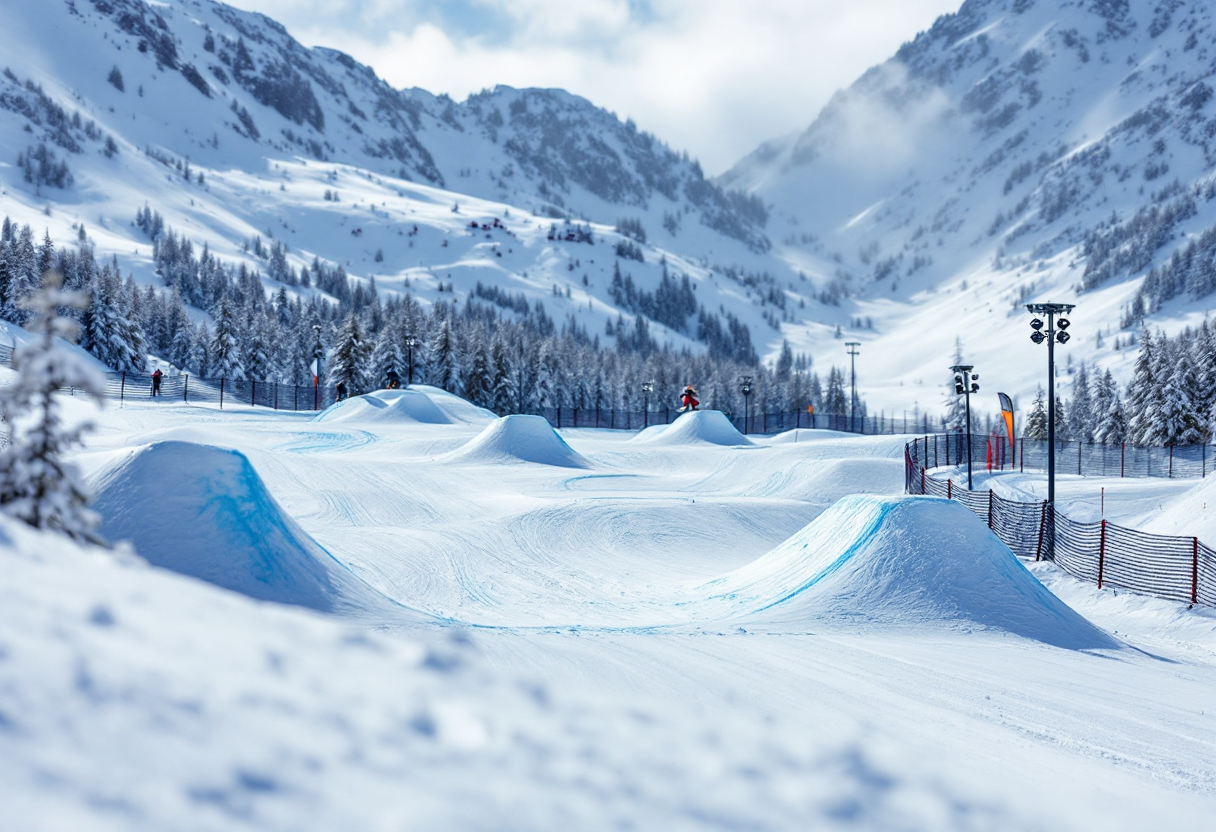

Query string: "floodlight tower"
[[846, 342, 861, 432], [738, 375, 755, 434], [950, 364, 980, 490], [1026, 302, 1075, 515], [641, 379, 655, 428]]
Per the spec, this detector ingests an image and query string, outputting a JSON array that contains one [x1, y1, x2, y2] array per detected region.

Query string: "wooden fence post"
[[1193, 538, 1200, 606], [183, 375, 189, 403], [1036, 501, 1047, 562], [119, 371, 126, 404], [1121, 443, 1125, 478], [988, 490, 994, 529], [1098, 520, 1107, 589], [947, 479, 952, 500]]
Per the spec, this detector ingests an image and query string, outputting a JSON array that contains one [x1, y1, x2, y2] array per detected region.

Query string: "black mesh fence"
[[906, 436, 1215, 607], [100, 371, 336, 411], [913, 432, 1216, 479]]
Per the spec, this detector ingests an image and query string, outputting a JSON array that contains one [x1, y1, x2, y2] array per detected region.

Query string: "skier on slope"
[[679, 385, 699, 413]]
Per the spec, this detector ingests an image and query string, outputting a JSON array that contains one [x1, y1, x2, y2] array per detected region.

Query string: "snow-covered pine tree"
[[1024, 388, 1048, 440], [369, 318, 405, 389], [1160, 351, 1209, 446], [209, 296, 246, 379], [1093, 374, 1127, 446], [462, 327, 492, 408], [1067, 364, 1094, 443], [1124, 329, 1159, 444], [1054, 396, 1070, 441], [429, 317, 461, 394], [826, 367, 847, 415], [0, 271, 105, 541], [329, 313, 370, 394], [489, 333, 513, 415]]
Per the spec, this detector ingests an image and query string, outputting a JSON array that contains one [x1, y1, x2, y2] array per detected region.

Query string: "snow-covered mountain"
[[8, 0, 1216, 418], [723, 0, 1216, 410], [0, 0, 782, 383]]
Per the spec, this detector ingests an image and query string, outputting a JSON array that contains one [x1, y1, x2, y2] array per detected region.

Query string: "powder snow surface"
[[631, 409, 754, 446], [444, 414, 593, 467], [2, 387, 1215, 831], [91, 441, 398, 615]]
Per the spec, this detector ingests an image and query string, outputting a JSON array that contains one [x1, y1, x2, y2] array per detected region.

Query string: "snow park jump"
[[7, 0, 1216, 826]]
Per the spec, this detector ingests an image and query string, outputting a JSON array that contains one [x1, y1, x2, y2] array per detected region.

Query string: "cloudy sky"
[[227, 0, 961, 174]]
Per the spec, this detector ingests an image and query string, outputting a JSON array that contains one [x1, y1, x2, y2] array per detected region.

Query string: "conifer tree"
[[1161, 352, 1208, 446], [329, 313, 370, 394], [209, 296, 246, 379], [1024, 388, 1048, 440], [1067, 364, 1094, 443], [0, 272, 105, 541], [369, 318, 405, 389]]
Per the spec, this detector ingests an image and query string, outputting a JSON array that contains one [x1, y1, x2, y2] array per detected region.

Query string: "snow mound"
[[315, 388, 455, 425], [445, 415, 592, 468], [92, 441, 395, 613], [633, 410, 754, 447], [698, 495, 1115, 649]]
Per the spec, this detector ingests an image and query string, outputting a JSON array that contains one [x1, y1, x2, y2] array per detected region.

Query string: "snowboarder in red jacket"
[[679, 385, 699, 412]]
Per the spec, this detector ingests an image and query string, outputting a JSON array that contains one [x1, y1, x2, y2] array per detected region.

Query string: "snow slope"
[[444, 414, 592, 468], [630, 408, 755, 447], [2, 385, 1215, 829], [91, 440, 400, 613]]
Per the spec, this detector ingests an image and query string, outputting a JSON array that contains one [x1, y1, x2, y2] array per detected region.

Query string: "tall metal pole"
[[1027, 302, 1075, 559], [1046, 310, 1056, 507], [951, 364, 979, 490], [846, 342, 860, 433], [405, 336, 417, 386]]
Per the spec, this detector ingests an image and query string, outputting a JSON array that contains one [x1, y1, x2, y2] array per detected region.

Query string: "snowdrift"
[[92, 441, 396, 613], [695, 495, 1115, 649], [632, 410, 754, 447], [444, 415, 592, 468], [315, 386, 495, 426]]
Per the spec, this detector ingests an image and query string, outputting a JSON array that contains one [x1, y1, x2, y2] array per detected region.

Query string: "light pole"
[[738, 375, 754, 435], [950, 364, 980, 490], [311, 324, 323, 410], [846, 342, 860, 433], [404, 335, 419, 386], [641, 379, 654, 428], [1027, 302, 1075, 555]]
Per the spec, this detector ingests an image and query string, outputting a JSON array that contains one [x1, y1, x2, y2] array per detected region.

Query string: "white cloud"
[[225, 0, 961, 174]]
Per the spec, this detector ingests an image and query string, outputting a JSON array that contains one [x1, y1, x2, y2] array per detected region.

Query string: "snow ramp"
[[692, 495, 1115, 649], [315, 387, 493, 426], [92, 441, 399, 614], [632, 410, 754, 447], [444, 415, 592, 468]]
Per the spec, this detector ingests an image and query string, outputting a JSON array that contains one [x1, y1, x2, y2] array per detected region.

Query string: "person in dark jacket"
[[151, 368, 163, 396], [336, 380, 348, 401]]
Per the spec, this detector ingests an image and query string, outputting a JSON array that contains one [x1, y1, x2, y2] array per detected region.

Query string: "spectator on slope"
[[679, 385, 699, 413], [385, 369, 400, 390], [336, 380, 348, 402], [151, 368, 163, 397]]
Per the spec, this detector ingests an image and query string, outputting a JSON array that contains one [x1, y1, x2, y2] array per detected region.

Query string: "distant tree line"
[[1, 216, 870, 423], [1020, 324, 1216, 447]]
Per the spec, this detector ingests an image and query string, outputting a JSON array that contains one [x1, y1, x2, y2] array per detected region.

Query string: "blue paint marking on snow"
[[277, 430, 376, 454], [749, 499, 896, 614]]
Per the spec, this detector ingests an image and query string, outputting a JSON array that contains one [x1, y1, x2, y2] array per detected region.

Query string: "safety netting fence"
[[905, 436, 1216, 607]]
